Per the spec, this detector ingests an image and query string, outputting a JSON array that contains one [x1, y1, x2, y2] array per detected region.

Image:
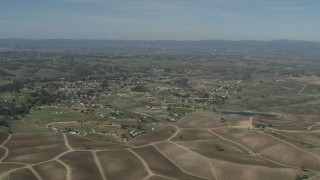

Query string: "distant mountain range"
[[1, 39, 320, 58], [0, 38, 319, 48]]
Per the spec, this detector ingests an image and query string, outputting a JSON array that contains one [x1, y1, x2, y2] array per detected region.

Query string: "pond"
[[222, 111, 277, 118]]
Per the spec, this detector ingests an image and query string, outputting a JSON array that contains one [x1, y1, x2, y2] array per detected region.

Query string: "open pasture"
[[66, 134, 128, 150], [279, 131, 320, 145], [147, 175, 176, 180], [222, 114, 251, 125], [212, 128, 320, 171], [176, 138, 280, 167], [9, 168, 38, 180], [132, 145, 206, 180], [176, 111, 227, 128], [264, 131, 320, 149], [34, 161, 67, 180], [98, 150, 148, 180], [0, 163, 25, 175], [60, 151, 103, 180], [156, 142, 215, 179], [0, 147, 6, 159], [171, 129, 220, 142], [0, 131, 8, 144], [196, 148, 280, 167], [211, 159, 305, 180], [253, 117, 315, 130], [25, 107, 105, 123], [3, 133, 67, 164], [282, 114, 320, 122], [288, 76, 320, 85], [176, 139, 246, 154]]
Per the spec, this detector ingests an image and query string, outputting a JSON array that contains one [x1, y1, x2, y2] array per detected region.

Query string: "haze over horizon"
[[1, 0, 320, 41]]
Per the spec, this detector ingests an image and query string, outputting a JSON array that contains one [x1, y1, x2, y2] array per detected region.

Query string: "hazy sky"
[[1, 0, 319, 41]]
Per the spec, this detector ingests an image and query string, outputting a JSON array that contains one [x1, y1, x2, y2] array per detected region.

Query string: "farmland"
[[0, 111, 318, 180], [0, 44, 320, 179]]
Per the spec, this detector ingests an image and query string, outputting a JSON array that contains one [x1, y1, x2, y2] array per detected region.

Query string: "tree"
[[215, 145, 224, 151], [174, 78, 189, 87], [132, 85, 148, 92], [101, 80, 109, 88]]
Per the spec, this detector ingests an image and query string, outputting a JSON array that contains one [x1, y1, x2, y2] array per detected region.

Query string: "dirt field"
[[0, 163, 25, 175], [0, 110, 319, 180], [223, 114, 252, 125], [9, 168, 38, 180], [0, 131, 8, 144], [212, 159, 304, 180], [195, 149, 281, 167], [0, 147, 5, 159], [60, 151, 103, 180], [147, 175, 175, 180], [132, 145, 206, 180], [66, 134, 128, 150], [280, 131, 320, 145], [212, 128, 320, 171], [3, 133, 67, 164], [171, 129, 220, 142], [254, 117, 315, 130], [284, 114, 320, 122], [176, 111, 227, 128], [156, 142, 215, 179], [177, 139, 247, 154], [289, 76, 320, 85], [98, 150, 148, 180], [34, 161, 67, 180]]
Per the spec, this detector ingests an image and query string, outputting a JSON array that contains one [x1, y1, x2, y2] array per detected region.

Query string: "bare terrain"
[[1, 110, 318, 180]]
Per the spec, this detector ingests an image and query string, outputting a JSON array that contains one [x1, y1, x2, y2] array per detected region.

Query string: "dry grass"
[[0, 147, 5, 159], [66, 134, 128, 150], [9, 132, 57, 140], [129, 126, 176, 146], [148, 175, 175, 180], [156, 142, 215, 179], [254, 117, 314, 130], [4, 133, 67, 164], [264, 131, 320, 149], [288, 76, 320, 85], [308, 148, 320, 156], [176, 111, 227, 128], [132, 145, 205, 180], [223, 114, 251, 125], [177, 140, 246, 154], [176, 139, 279, 167], [0, 163, 25, 175], [6, 133, 64, 148], [97, 150, 148, 180], [213, 128, 320, 171], [4, 150, 66, 164], [0, 131, 8, 144], [60, 151, 103, 180], [212, 159, 303, 180], [280, 131, 320, 145], [34, 160, 67, 180], [9, 168, 37, 180], [171, 129, 220, 142], [196, 149, 280, 167], [283, 114, 320, 122]]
